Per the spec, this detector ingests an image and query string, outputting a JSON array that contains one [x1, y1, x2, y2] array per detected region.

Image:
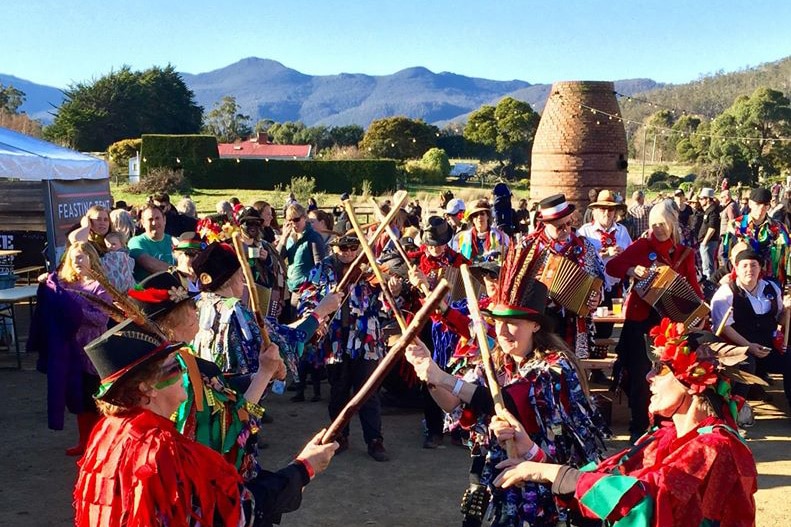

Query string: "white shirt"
[[711, 279, 782, 328], [576, 221, 632, 291]]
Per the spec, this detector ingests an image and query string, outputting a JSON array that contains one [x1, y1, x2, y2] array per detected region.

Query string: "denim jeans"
[[699, 239, 719, 281]]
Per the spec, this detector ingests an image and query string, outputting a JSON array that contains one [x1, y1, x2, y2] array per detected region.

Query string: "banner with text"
[[44, 179, 111, 265]]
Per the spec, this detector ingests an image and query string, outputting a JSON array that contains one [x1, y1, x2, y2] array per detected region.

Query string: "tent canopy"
[[0, 127, 108, 181]]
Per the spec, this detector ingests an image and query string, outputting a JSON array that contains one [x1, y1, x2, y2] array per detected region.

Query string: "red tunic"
[[570, 417, 757, 526], [74, 409, 242, 527]]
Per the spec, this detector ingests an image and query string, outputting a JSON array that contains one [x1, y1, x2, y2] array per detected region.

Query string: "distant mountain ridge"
[[4, 55, 789, 129], [2, 58, 662, 127]]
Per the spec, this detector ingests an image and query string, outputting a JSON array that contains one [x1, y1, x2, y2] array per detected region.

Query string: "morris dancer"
[[74, 320, 338, 527], [407, 215, 469, 448], [492, 320, 758, 527], [517, 194, 604, 359], [722, 187, 791, 287], [451, 198, 510, 263], [406, 257, 607, 527], [298, 235, 403, 461]]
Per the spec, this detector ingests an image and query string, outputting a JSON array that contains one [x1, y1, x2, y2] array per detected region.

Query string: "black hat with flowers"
[[127, 271, 198, 319], [86, 318, 184, 403]]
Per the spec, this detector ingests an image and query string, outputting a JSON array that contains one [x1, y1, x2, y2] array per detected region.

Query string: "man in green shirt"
[[128, 204, 174, 282]]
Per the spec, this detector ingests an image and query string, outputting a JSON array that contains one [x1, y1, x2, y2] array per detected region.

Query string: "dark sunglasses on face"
[[339, 245, 360, 252], [184, 251, 199, 258], [650, 361, 673, 377]]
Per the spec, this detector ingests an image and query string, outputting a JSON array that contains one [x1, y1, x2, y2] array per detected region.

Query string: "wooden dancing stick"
[[460, 264, 519, 459], [333, 190, 408, 293], [320, 279, 449, 444], [231, 232, 271, 347], [714, 306, 732, 338], [342, 196, 408, 331], [368, 198, 431, 298]]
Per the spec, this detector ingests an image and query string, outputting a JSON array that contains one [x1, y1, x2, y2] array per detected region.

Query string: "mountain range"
[[2, 58, 662, 128]]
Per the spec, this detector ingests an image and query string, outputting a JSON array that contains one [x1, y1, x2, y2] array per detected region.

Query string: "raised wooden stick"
[[231, 232, 271, 347], [460, 264, 518, 459], [368, 198, 432, 298], [333, 190, 408, 293], [714, 306, 732, 338], [321, 279, 449, 444], [342, 197, 408, 331]]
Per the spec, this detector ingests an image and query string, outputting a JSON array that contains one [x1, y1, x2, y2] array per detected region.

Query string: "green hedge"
[[197, 159, 398, 194], [140, 134, 219, 176], [140, 134, 398, 194]]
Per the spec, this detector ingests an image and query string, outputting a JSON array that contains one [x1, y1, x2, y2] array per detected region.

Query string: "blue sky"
[[5, 0, 791, 88]]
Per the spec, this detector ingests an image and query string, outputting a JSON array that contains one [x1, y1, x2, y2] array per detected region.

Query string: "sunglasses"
[[183, 250, 199, 258], [650, 362, 673, 377], [339, 245, 360, 252], [286, 216, 305, 224]]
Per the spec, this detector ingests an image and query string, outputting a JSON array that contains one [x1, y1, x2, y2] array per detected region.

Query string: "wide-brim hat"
[[537, 194, 575, 221], [466, 199, 492, 220], [86, 319, 184, 403], [173, 231, 203, 252], [423, 216, 453, 246], [482, 279, 554, 329], [328, 235, 360, 248], [469, 260, 501, 282], [128, 270, 199, 319], [192, 241, 241, 292], [590, 189, 619, 208]]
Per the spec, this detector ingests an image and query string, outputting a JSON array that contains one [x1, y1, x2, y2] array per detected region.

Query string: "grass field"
[[110, 160, 696, 215]]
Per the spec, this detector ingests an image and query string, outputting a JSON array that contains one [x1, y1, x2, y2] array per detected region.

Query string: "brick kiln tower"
[[530, 81, 628, 211]]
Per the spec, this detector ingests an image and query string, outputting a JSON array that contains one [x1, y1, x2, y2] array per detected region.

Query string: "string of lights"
[[554, 94, 791, 144], [612, 91, 713, 119]]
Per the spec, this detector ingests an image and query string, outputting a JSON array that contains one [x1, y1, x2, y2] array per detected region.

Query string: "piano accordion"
[[537, 253, 603, 317], [633, 264, 709, 328]]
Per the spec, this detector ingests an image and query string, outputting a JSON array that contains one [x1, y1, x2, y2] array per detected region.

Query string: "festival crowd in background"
[[28, 178, 791, 526]]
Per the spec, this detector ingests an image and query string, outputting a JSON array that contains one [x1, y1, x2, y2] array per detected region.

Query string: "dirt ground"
[[2, 311, 791, 526]]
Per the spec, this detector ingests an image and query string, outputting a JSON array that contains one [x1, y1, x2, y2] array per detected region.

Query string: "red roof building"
[[217, 133, 312, 160]]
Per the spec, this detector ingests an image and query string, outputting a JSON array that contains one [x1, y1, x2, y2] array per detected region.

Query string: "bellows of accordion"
[[634, 265, 709, 328], [537, 253, 603, 317]]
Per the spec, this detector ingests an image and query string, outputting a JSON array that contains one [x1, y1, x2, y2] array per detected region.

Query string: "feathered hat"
[[482, 242, 553, 328]]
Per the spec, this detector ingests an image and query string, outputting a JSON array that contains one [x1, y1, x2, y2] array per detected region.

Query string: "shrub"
[[108, 138, 142, 164], [288, 176, 316, 204], [127, 167, 192, 195], [647, 170, 670, 187]]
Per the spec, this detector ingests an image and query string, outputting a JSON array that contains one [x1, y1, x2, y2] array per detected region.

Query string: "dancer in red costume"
[[492, 319, 759, 527]]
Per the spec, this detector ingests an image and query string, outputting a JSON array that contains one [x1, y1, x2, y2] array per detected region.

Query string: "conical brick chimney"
[[531, 81, 628, 210]]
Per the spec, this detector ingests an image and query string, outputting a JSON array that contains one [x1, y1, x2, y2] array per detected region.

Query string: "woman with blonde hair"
[[29, 241, 111, 455], [68, 205, 115, 254], [606, 199, 703, 441], [109, 208, 136, 243]]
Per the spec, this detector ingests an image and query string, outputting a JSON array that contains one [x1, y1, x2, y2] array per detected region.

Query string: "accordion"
[[537, 253, 603, 317], [438, 265, 483, 304], [633, 264, 709, 328]]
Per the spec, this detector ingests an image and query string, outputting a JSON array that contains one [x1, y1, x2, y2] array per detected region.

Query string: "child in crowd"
[[101, 231, 136, 291]]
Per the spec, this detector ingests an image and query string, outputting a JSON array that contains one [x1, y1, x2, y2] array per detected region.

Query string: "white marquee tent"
[[0, 127, 108, 181]]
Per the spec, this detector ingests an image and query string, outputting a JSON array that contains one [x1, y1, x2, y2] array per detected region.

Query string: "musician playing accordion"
[[518, 194, 605, 359], [606, 200, 703, 442]]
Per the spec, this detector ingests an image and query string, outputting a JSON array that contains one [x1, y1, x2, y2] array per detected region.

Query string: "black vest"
[[730, 281, 778, 347]]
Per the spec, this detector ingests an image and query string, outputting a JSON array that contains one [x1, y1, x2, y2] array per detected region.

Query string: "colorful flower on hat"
[[649, 317, 718, 393], [196, 217, 238, 244]]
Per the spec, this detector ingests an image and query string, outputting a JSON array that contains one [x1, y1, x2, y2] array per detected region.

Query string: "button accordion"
[[633, 264, 709, 328], [537, 253, 603, 317]]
